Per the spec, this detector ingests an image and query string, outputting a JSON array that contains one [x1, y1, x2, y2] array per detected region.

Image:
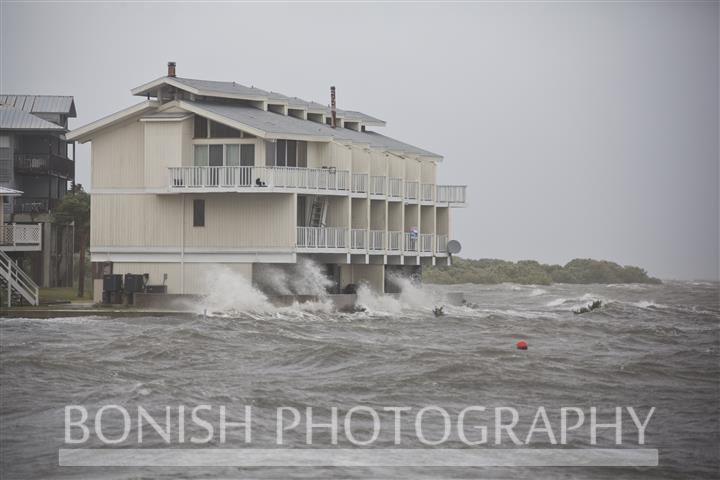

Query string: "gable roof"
[[0, 105, 66, 131], [0, 95, 76, 117], [131, 76, 386, 126]]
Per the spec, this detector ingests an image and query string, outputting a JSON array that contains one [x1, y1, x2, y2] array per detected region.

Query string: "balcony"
[[388, 178, 403, 199], [15, 153, 74, 179], [388, 231, 402, 252], [436, 185, 467, 206], [405, 181, 419, 202], [420, 233, 434, 254], [0, 223, 42, 251], [13, 197, 60, 214], [404, 233, 418, 253], [421, 183, 434, 203], [296, 226, 347, 249], [295, 227, 448, 258], [169, 166, 349, 194], [369, 176, 386, 197], [436, 234, 448, 254], [369, 230, 385, 251], [351, 173, 368, 194], [351, 229, 368, 250]]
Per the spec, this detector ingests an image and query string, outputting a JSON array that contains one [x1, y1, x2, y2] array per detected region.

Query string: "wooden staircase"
[[0, 250, 39, 307]]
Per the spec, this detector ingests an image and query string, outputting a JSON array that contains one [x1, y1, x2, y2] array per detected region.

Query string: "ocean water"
[[1, 281, 718, 479]]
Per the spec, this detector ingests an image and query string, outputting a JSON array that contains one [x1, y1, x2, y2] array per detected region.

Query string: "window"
[[286, 140, 297, 167], [209, 145, 223, 166], [209, 120, 241, 138], [240, 144, 255, 166], [194, 145, 209, 166], [194, 116, 208, 138], [193, 199, 205, 227], [226, 145, 240, 166], [265, 140, 306, 167], [275, 140, 287, 167], [194, 143, 256, 167]]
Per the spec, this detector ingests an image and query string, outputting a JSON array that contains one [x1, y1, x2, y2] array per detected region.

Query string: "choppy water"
[[1, 281, 718, 479]]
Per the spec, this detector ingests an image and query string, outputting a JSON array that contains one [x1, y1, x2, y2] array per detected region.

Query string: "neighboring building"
[[68, 63, 466, 302], [0, 95, 77, 287]]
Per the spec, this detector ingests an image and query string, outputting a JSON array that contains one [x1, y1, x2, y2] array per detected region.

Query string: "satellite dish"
[[447, 240, 462, 255]]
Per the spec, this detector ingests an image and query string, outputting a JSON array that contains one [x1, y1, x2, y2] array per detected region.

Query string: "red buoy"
[[516, 340, 528, 350]]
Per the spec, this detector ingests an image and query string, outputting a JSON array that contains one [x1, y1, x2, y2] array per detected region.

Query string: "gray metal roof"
[[135, 76, 385, 126], [0, 95, 76, 117], [188, 100, 439, 157], [0, 186, 23, 196], [0, 105, 66, 131]]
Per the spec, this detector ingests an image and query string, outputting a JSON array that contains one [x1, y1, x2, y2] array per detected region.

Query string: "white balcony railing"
[[388, 178, 403, 198], [370, 176, 386, 196], [351, 173, 368, 193], [421, 183, 434, 202], [420, 233, 434, 253], [169, 166, 349, 192], [388, 231, 402, 251], [0, 223, 42, 249], [351, 229, 368, 250], [404, 233, 418, 253], [436, 234, 448, 253], [369, 230, 385, 251], [405, 181, 419, 200], [436, 185, 467, 204], [297, 226, 347, 249]]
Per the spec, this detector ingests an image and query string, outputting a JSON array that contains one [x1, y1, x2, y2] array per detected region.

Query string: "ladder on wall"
[[0, 250, 39, 307], [308, 196, 328, 227]]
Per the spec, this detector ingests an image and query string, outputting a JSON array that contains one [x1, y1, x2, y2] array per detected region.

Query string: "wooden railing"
[[420, 233, 434, 253], [404, 233, 418, 252], [405, 181, 419, 200], [370, 176, 386, 196], [436, 185, 467, 204], [421, 183, 434, 202], [296, 226, 347, 249], [369, 230, 385, 251], [0, 249, 39, 305], [169, 166, 349, 192], [388, 231, 402, 251], [388, 178, 403, 198], [351, 173, 368, 193], [351, 229, 368, 250], [0, 223, 42, 248], [436, 234, 448, 253], [15, 153, 74, 179]]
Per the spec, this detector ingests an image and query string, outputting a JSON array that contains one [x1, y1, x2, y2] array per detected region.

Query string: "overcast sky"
[[1, 2, 717, 280]]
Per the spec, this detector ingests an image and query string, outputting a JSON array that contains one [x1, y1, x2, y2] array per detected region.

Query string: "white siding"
[[91, 117, 145, 188]]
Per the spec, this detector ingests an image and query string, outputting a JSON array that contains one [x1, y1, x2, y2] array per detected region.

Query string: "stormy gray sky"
[[1, 2, 717, 280]]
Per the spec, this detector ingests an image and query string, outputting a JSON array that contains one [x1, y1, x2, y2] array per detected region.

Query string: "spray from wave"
[[356, 274, 439, 315], [254, 259, 333, 296], [198, 260, 335, 316]]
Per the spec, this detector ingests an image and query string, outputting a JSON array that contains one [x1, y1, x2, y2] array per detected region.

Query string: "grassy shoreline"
[[424, 257, 661, 285]]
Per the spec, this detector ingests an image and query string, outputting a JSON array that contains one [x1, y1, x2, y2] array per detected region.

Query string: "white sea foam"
[[546, 298, 567, 307], [529, 288, 547, 297]]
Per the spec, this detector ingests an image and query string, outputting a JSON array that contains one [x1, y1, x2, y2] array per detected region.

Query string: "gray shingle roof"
[[188, 100, 439, 157], [0, 105, 66, 131], [0, 95, 76, 116]]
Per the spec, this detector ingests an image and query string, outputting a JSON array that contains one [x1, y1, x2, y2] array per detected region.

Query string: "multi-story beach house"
[[68, 63, 466, 301], [0, 95, 77, 294]]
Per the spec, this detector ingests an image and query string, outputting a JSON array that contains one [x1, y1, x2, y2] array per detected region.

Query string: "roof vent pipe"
[[167, 62, 176, 78], [330, 86, 337, 128]]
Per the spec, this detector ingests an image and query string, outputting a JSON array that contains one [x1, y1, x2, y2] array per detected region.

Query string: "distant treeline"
[[423, 258, 662, 285]]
